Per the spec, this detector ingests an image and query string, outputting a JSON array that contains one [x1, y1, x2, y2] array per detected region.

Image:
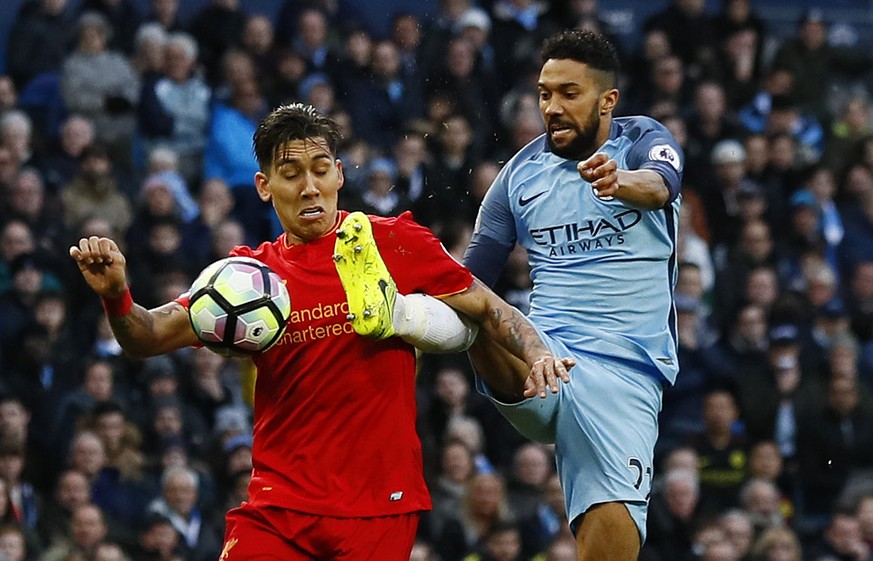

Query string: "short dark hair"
[[252, 103, 342, 172], [541, 30, 620, 85]]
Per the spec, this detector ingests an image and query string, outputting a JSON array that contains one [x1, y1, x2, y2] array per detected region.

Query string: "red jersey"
[[208, 211, 471, 517]]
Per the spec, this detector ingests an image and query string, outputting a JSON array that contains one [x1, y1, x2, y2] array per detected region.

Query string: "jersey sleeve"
[[463, 163, 516, 287], [625, 118, 684, 203], [378, 212, 473, 298]]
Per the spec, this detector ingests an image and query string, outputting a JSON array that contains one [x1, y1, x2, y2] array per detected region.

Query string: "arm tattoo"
[[107, 305, 156, 352], [488, 307, 548, 363]]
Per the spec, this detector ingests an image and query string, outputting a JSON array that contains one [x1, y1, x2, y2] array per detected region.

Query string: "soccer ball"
[[187, 257, 291, 357]]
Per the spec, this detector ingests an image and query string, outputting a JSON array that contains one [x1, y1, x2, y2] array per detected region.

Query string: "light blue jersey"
[[466, 115, 683, 540], [467, 116, 683, 384]]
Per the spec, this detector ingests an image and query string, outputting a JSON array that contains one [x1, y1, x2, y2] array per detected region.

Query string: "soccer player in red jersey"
[[69, 103, 571, 560]]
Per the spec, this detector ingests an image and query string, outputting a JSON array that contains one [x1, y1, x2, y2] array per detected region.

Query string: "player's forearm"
[[107, 301, 195, 357], [446, 281, 551, 366], [481, 303, 552, 368], [615, 169, 670, 209]]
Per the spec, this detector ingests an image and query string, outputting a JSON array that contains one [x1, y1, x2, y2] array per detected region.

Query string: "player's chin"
[[548, 137, 580, 160]]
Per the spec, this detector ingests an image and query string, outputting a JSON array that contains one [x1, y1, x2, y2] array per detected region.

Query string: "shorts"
[[221, 503, 419, 560], [475, 332, 662, 542]]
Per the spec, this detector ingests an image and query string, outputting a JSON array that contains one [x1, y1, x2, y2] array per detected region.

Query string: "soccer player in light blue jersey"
[[462, 30, 683, 561], [332, 28, 680, 561]]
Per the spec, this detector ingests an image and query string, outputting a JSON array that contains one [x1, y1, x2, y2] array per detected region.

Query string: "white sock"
[[393, 293, 478, 353]]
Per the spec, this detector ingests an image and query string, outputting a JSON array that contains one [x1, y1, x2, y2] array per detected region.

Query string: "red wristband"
[[101, 287, 133, 317]]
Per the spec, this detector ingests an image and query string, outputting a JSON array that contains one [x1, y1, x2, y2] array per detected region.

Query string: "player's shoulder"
[[229, 240, 277, 261], [614, 115, 670, 138], [369, 210, 430, 231], [506, 134, 549, 169]]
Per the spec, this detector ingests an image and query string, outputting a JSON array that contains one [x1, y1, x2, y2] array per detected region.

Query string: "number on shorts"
[[627, 457, 652, 500]]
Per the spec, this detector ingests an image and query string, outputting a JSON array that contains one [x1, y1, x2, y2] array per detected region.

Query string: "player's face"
[[255, 137, 344, 245], [538, 58, 617, 161]]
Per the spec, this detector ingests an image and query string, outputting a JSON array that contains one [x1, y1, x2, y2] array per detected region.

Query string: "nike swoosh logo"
[[378, 279, 390, 303], [519, 191, 547, 206]]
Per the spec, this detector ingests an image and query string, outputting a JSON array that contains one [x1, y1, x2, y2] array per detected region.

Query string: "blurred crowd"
[[1, 0, 873, 560]]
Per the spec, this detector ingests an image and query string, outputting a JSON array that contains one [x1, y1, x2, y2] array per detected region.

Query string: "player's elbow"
[[648, 187, 671, 209]]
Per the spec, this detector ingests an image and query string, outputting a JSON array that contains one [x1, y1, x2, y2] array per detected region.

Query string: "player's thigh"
[[471, 327, 570, 444], [467, 325, 531, 391], [222, 504, 311, 561], [575, 502, 640, 561], [329, 513, 419, 561], [556, 353, 662, 543]]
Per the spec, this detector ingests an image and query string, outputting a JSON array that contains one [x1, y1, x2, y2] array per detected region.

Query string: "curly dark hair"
[[541, 30, 620, 86], [252, 103, 343, 172]]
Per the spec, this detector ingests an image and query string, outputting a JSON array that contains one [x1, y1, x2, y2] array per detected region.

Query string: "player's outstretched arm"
[[443, 279, 574, 399], [579, 153, 670, 209], [69, 236, 199, 357]]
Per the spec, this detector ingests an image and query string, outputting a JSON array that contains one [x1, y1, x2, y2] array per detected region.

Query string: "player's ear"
[[600, 88, 619, 115], [254, 171, 272, 202], [335, 159, 345, 191]]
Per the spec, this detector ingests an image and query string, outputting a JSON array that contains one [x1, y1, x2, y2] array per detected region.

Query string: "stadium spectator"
[[60, 144, 132, 236], [391, 12, 426, 87], [688, 387, 748, 514], [644, 0, 714, 74], [435, 472, 515, 561], [5, 169, 68, 261], [643, 468, 700, 561], [417, 113, 480, 228], [62, 10, 139, 164], [0, 253, 57, 351], [128, 511, 182, 561], [489, 0, 560, 93], [807, 511, 873, 561], [683, 82, 745, 189], [739, 479, 786, 536], [344, 39, 422, 152], [747, 440, 795, 523], [719, 510, 754, 561], [136, 32, 211, 186], [749, 526, 803, 561], [145, 466, 221, 561], [467, 520, 525, 561], [130, 23, 168, 80], [709, 12, 765, 108], [290, 7, 335, 76], [354, 157, 410, 218], [39, 114, 95, 194], [0, 111, 37, 169], [517, 473, 570, 558], [202, 75, 269, 241], [0, 522, 32, 561], [798, 376, 873, 521], [6, 0, 74, 89], [67, 425, 149, 540], [427, 38, 497, 155], [37, 470, 91, 547], [0, 221, 36, 295], [186, 0, 246, 88], [423, 439, 475, 542], [505, 443, 552, 521], [39, 503, 109, 561], [144, 0, 181, 33], [75, 0, 143, 55], [51, 358, 117, 457], [240, 15, 278, 89], [771, 9, 873, 122]]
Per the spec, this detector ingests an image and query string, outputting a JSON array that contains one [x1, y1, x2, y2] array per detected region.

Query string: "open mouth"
[[549, 123, 575, 139], [300, 207, 324, 218]]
